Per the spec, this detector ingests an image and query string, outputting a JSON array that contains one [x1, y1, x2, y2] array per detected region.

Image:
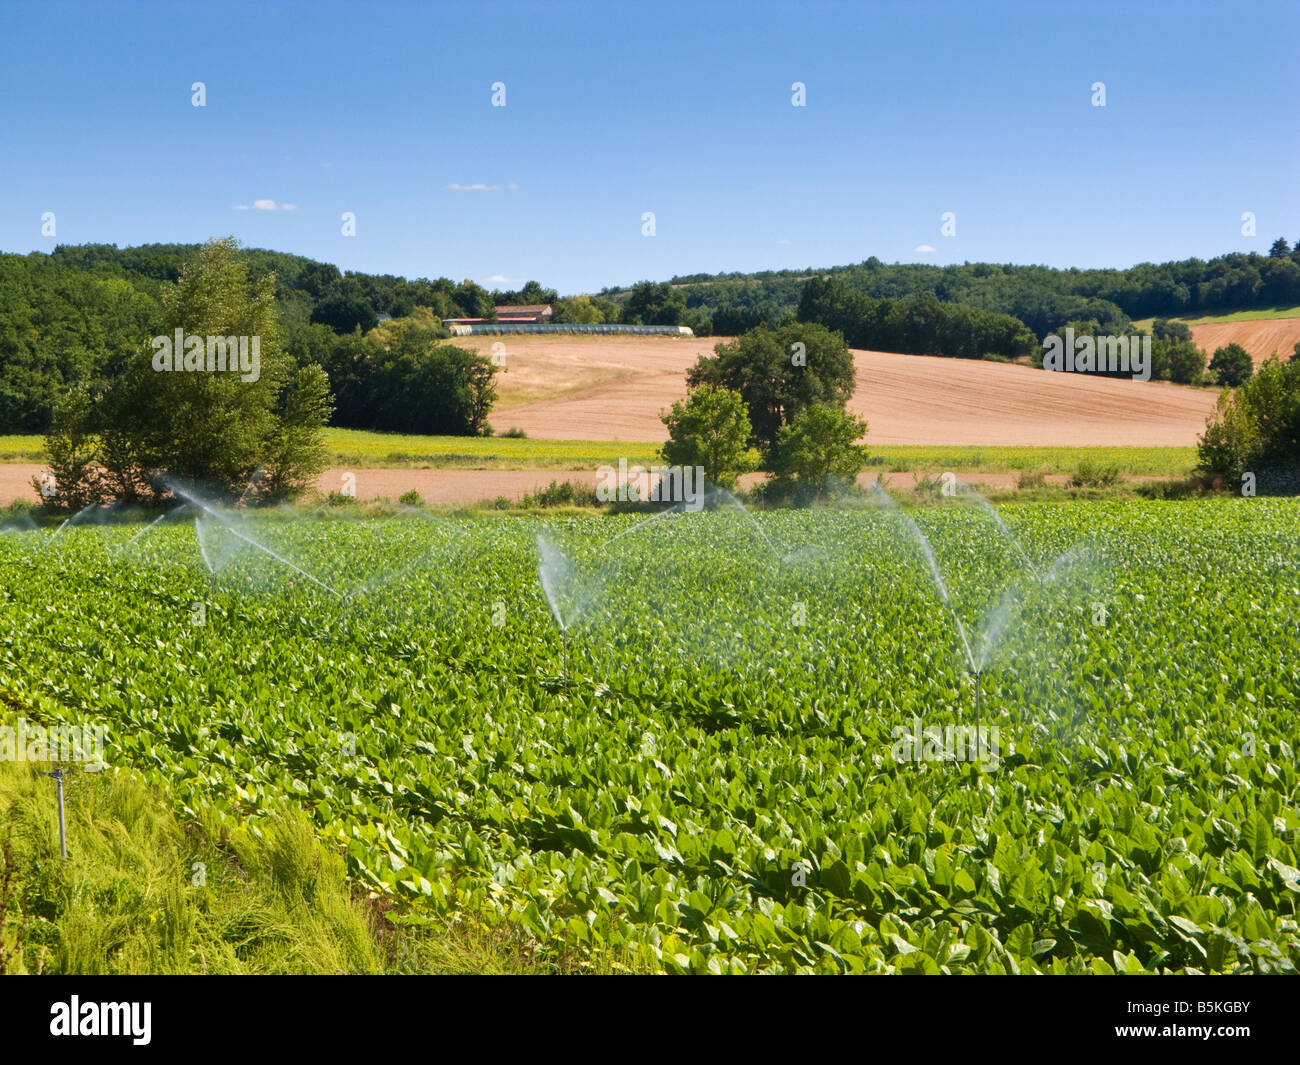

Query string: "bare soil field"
[[458, 334, 716, 436], [459, 335, 1218, 446], [846, 350, 1217, 447], [0, 336, 1220, 506], [1189, 318, 1300, 366]]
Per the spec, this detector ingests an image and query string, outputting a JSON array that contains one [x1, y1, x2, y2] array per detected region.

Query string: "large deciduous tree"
[[1209, 343, 1253, 387], [364, 326, 496, 436], [686, 323, 856, 456], [1198, 356, 1300, 492], [770, 404, 869, 502], [660, 384, 760, 490], [45, 237, 333, 506]]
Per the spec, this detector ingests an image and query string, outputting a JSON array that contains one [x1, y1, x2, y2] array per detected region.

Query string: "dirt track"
[[461, 335, 1219, 446], [0, 465, 1094, 508]]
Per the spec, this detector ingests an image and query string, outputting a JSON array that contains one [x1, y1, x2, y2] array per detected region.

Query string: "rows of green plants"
[[0, 499, 1295, 972]]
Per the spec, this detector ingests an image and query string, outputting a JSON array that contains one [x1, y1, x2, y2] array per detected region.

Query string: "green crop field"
[[0, 498, 1296, 974], [1132, 306, 1300, 331], [1178, 306, 1300, 325], [0, 434, 1199, 481], [0, 430, 667, 471], [865, 445, 1197, 478], [318, 429, 666, 470], [0, 436, 48, 463]]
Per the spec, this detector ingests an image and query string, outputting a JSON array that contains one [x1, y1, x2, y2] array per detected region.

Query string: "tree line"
[[8, 237, 1297, 459], [796, 277, 1037, 360], [648, 239, 1300, 338], [0, 241, 504, 435]]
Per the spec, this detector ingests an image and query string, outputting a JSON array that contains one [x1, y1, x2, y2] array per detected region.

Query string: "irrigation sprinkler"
[[43, 768, 70, 858]]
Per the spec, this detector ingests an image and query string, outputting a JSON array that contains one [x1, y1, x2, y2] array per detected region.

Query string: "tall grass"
[[0, 760, 630, 974]]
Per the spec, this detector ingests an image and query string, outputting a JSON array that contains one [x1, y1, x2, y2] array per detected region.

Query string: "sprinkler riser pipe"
[[55, 773, 67, 859]]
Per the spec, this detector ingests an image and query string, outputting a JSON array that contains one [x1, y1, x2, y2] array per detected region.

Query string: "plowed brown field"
[[461, 335, 1218, 446], [1, 334, 1224, 505], [1189, 318, 1300, 366]]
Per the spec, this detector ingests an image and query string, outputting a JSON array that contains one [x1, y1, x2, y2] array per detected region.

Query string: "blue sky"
[[1, 0, 1296, 294]]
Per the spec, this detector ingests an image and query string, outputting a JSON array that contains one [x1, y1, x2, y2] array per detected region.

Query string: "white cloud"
[[320, 161, 334, 169], [914, 244, 936, 253], [449, 182, 519, 192], [240, 199, 297, 212], [482, 274, 524, 285], [778, 238, 792, 245]]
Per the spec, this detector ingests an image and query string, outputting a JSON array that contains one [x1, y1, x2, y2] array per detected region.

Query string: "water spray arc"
[[163, 479, 344, 599], [599, 485, 785, 562], [40, 503, 115, 553], [872, 484, 976, 673], [959, 485, 1040, 581], [537, 533, 579, 681], [33, 472, 1087, 773], [535, 484, 794, 685]]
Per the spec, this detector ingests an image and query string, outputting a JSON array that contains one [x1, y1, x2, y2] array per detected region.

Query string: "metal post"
[[56, 773, 66, 858], [974, 672, 983, 767], [44, 769, 68, 858]]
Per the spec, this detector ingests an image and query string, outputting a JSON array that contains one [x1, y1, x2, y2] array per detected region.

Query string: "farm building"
[[494, 303, 553, 322], [443, 303, 555, 327]]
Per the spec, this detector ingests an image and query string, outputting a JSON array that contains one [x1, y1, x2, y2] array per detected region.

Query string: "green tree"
[[621, 281, 686, 325], [660, 385, 760, 490], [298, 260, 342, 300], [687, 323, 856, 456], [1209, 343, 1254, 387], [38, 385, 106, 511], [260, 364, 334, 499], [0, 264, 159, 433], [1269, 237, 1292, 258], [770, 404, 869, 501], [452, 280, 496, 320], [47, 237, 332, 505], [1152, 318, 1192, 344], [366, 327, 496, 435], [1152, 337, 1206, 384], [552, 295, 603, 324], [518, 281, 557, 304], [1198, 357, 1300, 491], [311, 296, 378, 335], [592, 298, 622, 324], [681, 306, 713, 337]]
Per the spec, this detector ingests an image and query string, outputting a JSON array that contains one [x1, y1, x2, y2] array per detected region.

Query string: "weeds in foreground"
[[0, 761, 636, 974]]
